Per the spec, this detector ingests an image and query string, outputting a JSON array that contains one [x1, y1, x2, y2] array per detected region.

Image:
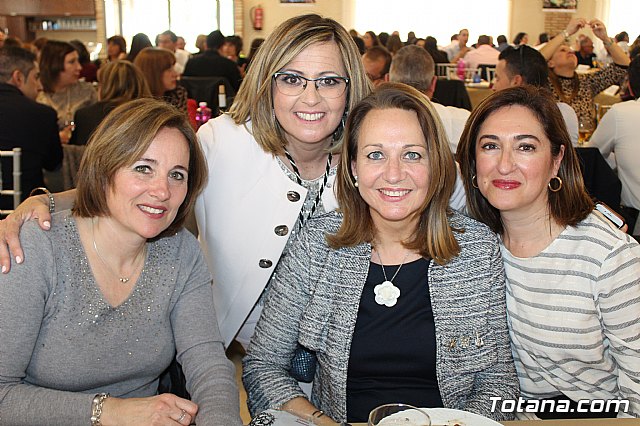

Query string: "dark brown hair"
[[456, 85, 593, 235], [73, 98, 207, 238], [328, 82, 459, 264], [39, 40, 75, 93]]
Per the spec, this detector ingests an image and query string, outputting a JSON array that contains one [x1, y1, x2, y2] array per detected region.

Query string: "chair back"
[[0, 148, 21, 214], [436, 63, 456, 78], [179, 76, 235, 110], [477, 64, 496, 82], [62, 144, 86, 190]]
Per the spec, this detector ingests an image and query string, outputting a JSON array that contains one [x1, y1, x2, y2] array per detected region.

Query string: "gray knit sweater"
[[243, 210, 518, 422], [0, 211, 242, 425]]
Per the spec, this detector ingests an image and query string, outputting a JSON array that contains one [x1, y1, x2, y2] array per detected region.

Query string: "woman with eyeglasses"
[[0, 14, 371, 353]]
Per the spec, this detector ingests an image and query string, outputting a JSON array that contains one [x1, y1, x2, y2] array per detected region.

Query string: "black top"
[[183, 50, 242, 92], [70, 100, 117, 145], [346, 258, 443, 423], [0, 83, 63, 209]]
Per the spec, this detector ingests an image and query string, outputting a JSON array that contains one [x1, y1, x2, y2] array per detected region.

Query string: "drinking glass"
[[578, 116, 595, 146], [368, 403, 431, 426]]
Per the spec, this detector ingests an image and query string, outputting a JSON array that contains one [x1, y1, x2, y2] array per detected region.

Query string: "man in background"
[[157, 30, 190, 74], [463, 34, 499, 69], [590, 56, 640, 233], [362, 46, 391, 87], [492, 44, 579, 145], [0, 47, 62, 210], [183, 30, 242, 92], [389, 45, 470, 152]]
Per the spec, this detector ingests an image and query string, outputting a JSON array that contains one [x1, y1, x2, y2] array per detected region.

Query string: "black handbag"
[[289, 344, 317, 383]]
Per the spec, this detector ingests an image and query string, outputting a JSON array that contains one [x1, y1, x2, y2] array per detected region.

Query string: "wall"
[[239, 0, 353, 48], [509, 0, 604, 44]]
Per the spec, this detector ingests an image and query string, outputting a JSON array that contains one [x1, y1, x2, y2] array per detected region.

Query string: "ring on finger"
[[177, 409, 187, 423]]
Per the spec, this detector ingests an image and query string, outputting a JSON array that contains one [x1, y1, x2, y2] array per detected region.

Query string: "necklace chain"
[[91, 218, 145, 284], [283, 149, 332, 230], [375, 250, 411, 283]]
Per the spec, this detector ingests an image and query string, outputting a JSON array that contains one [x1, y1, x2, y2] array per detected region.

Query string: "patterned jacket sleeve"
[[586, 63, 627, 97], [242, 229, 314, 416], [463, 234, 519, 421]]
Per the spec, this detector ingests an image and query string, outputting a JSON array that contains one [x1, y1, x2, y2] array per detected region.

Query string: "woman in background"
[[37, 40, 97, 144], [134, 47, 187, 112], [363, 31, 380, 50], [457, 86, 640, 419], [70, 60, 151, 145], [126, 32, 152, 63], [106, 35, 127, 62], [69, 39, 98, 83]]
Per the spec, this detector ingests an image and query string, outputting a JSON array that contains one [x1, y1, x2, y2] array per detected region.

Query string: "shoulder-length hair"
[[327, 82, 460, 265], [133, 47, 175, 97], [456, 85, 593, 235], [73, 98, 207, 238], [97, 60, 151, 105], [228, 14, 372, 156], [39, 40, 76, 93]]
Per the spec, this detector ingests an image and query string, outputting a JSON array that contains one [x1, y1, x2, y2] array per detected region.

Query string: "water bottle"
[[195, 102, 212, 129], [456, 59, 466, 80], [473, 71, 481, 83]]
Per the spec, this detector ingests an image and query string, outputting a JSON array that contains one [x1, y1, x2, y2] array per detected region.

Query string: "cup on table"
[[368, 403, 431, 426], [578, 116, 595, 146]]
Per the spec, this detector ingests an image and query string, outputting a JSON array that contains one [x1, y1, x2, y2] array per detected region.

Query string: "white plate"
[[423, 408, 502, 425]]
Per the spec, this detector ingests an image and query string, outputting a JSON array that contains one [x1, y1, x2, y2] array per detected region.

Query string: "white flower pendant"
[[374, 281, 401, 307]]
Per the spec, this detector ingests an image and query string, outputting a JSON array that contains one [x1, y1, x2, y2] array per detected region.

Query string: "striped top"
[[502, 212, 640, 417]]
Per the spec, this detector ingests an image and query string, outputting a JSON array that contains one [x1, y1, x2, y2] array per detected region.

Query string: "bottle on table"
[[217, 84, 227, 115], [456, 59, 466, 80], [195, 101, 212, 129]]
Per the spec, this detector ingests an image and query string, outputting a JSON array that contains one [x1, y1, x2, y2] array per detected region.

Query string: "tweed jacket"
[[243, 210, 518, 422]]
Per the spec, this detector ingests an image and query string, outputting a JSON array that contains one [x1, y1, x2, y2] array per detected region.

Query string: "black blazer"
[[0, 84, 63, 209], [70, 101, 116, 146], [183, 50, 242, 92]]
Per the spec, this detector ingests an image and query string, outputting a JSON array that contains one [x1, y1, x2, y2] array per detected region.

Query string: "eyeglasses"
[[273, 72, 349, 99]]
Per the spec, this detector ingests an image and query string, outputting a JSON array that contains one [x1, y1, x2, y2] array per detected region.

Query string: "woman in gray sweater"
[[0, 99, 242, 425], [243, 83, 518, 424]]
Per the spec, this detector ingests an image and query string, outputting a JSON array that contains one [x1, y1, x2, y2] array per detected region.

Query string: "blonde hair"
[[73, 98, 207, 238], [229, 14, 372, 156], [97, 60, 151, 104], [328, 82, 460, 265]]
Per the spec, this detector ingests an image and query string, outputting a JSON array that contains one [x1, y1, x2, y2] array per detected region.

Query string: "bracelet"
[[90, 392, 110, 426], [311, 409, 325, 418], [603, 37, 613, 47], [29, 187, 55, 214], [562, 29, 570, 42]]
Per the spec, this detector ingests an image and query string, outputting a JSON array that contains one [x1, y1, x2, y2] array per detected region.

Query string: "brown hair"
[[133, 47, 175, 97], [73, 98, 207, 238], [39, 40, 76, 93], [229, 14, 372, 156], [327, 82, 460, 265], [456, 85, 593, 235], [97, 60, 151, 105]]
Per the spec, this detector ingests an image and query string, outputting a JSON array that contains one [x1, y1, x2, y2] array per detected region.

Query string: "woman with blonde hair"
[[244, 83, 517, 424], [70, 60, 151, 145], [134, 47, 187, 111]]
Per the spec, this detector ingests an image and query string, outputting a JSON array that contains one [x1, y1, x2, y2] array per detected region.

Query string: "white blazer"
[[195, 115, 338, 346]]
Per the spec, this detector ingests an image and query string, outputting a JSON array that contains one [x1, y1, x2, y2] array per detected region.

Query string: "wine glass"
[[368, 403, 431, 426], [578, 116, 595, 146]]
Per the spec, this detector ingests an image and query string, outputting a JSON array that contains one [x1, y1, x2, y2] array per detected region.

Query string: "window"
[[105, 0, 234, 53], [354, 0, 509, 48]]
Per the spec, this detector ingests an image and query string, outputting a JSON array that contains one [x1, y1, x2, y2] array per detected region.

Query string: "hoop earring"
[[354, 175, 359, 188], [472, 175, 479, 189], [548, 176, 563, 192]]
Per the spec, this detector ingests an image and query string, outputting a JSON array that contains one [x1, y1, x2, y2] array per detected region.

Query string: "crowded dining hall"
[[0, 0, 638, 425]]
